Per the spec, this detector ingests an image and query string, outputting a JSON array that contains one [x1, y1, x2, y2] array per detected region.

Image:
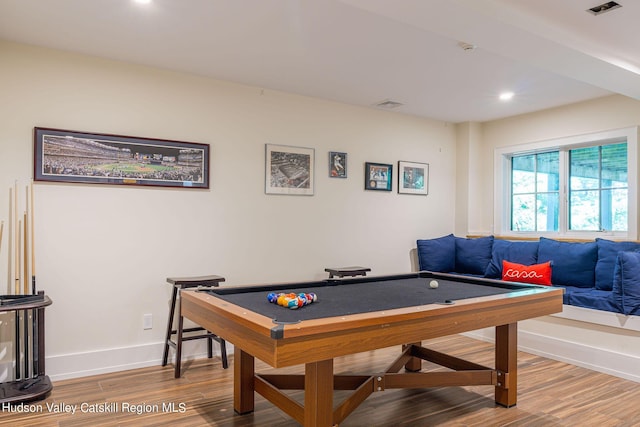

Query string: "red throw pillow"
[[502, 260, 552, 286]]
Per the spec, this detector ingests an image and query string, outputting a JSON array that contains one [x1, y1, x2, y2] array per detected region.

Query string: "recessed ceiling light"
[[499, 92, 514, 101], [134, 0, 152, 4]]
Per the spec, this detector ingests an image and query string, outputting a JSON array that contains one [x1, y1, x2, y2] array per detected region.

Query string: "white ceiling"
[[1, 0, 638, 123]]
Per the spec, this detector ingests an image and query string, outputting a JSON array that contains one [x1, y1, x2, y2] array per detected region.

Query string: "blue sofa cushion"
[[416, 234, 455, 272], [554, 285, 585, 305], [613, 251, 640, 315], [455, 236, 494, 275], [595, 238, 640, 291], [485, 239, 539, 278], [569, 289, 620, 313], [537, 237, 597, 288]]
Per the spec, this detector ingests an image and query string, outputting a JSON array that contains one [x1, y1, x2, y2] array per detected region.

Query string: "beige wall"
[[0, 41, 457, 378], [455, 121, 485, 235]]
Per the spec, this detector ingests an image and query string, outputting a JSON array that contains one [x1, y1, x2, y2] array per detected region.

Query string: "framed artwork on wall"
[[398, 160, 429, 195], [33, 127, 209, 189], [329, 151, 347, 178], [265, 144, 314, 195], [364, 162, 392, 191]]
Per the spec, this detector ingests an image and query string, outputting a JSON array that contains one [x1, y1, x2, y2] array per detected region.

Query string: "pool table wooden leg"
[[495, 323, 517, 407], [305, 359, 334, 427], [403, 342, 422, 371], [234, 348, 255, 414]]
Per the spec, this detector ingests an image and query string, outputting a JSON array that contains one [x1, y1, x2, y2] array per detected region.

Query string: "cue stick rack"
[[0, 182, 53, 403]]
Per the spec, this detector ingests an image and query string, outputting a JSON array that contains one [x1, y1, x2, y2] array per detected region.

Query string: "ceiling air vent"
[[587, 1, 622, 15], [458, 41, 477, 52], [374, 99, 403, 109]]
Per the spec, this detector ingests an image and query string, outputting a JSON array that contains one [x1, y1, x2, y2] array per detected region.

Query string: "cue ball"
[[429, 280, 439, 289]]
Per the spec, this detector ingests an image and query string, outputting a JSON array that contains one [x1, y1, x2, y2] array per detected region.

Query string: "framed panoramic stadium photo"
[[265, 143, 314, 195], [33, 128, 210, 189]]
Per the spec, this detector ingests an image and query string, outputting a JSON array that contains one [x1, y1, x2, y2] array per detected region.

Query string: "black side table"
[[324, 266, 371, 278]]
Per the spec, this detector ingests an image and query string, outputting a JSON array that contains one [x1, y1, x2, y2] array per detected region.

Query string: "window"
[[511, 152, 559, 232], [495, 127, 638, 239], [569, 144, 627, 232]]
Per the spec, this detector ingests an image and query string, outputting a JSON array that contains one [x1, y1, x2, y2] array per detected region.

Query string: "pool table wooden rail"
[[181, 283, 563, 368]]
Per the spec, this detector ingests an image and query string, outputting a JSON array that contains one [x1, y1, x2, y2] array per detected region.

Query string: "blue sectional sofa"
[[416, 234, 640, 316]]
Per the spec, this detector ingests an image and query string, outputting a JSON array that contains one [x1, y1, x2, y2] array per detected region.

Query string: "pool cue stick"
[[31, 310, 38, 378], [23, 212, 28, 294], [29, 183, 38, 378], [8, 188, 15, 380], [23, 212, 31, 377], [14, 182, 19, 294], [17, 217, 22, 295], [11, 186, 22, 380], [30, 182, 36, 294], [18, 217, 24, 380], [5, 191, 10, 291]]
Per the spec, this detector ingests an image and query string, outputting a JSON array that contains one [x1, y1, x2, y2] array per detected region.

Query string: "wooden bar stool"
[[324, 266, 371, 278], [162, 275, 228, 378]]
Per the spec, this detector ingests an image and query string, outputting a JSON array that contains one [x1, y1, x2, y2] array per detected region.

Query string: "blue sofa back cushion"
[[613, 251, 640, 315], [537, 237, 597, 288], [455, 236, 494, 275], [595, 238, 640, 291], [484, 239, 539, 278], [568, 289, 620, 314], [417, 234, 455, 272]]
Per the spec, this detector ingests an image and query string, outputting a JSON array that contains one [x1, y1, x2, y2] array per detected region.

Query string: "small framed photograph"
[[265, 144, 314, 195], [364, 162, 392, 191], [329, 151, 347, 178], [398, 161, 429, 195], [34, 127, 209, 188]]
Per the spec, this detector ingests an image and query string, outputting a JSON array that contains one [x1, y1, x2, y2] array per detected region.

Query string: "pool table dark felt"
[[204, 274, 531, 324]]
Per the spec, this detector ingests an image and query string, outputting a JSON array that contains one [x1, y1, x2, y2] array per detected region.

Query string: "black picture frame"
[[364, 162, 392, 191], [33, 128, 209, 189], [329, 151, 347, 178]]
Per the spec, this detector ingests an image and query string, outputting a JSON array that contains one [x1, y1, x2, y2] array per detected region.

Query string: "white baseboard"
[[47, 340, 232, 381], [464, 328, 640, 383]]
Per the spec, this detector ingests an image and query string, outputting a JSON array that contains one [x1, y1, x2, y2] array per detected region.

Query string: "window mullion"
[[558, 150, 568, 234], [599, 147, 603, 231]]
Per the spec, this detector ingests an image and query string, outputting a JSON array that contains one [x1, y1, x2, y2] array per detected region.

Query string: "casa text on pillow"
[[502, 260, 552, 286]]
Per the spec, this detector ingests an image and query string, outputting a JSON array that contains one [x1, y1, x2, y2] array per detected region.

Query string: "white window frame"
[[494, 126, 639, 240]]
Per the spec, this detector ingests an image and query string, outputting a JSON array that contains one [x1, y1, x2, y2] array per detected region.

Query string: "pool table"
[[181, 271, 564, 427]]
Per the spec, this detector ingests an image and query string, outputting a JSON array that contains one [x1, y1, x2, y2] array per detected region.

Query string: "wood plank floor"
[[1, 334, 639, 426]]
